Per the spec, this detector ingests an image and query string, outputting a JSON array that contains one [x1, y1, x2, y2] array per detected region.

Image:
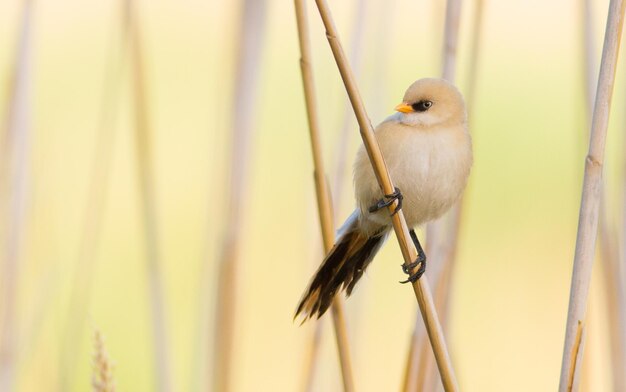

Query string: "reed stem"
[[404, 0, 476, 388], [313, 0, 459, 389], [559, 0, 626, 389], [294, 1, 356, 390], [331, 0, 368, 215], [580, 1, 626, 388], [127, 1, 172, 390], [59, 2, 129, 389], [211, 1, 268, 391], [0, 0, 33, 389]]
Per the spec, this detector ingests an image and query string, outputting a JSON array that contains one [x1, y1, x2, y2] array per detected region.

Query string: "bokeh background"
[[0, 0, 625, 391]]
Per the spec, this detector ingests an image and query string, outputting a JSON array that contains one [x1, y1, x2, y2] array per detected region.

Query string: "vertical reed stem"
[[59, 2, 129, 389], [127, 1, 172, 390], [619, 65, 626, 392], [210, 1, 267, 391], [0, 0, 33, 389], [559, 0, 626, 389], [313, 0, 459, 390], [424, 0, 464, 308], [404, 0, 473, 389], [331, 0, 368, 213], [425, 0, 464, 292], [294, 1, 356, 390], [441, 0, 463, 82], [580, 1, 626, 389]]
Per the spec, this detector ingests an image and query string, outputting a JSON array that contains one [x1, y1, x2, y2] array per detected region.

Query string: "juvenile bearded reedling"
[[296, 78, 473, 321]]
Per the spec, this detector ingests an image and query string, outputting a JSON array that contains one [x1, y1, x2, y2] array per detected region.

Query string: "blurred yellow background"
[[0, 0, 624, 391]]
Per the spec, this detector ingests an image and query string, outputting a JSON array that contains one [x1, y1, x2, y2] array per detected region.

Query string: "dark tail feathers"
[[295, 222, 387, 321]]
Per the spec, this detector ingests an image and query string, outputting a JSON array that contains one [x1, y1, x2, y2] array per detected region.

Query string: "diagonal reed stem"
[[294, 1, 356, 391], [312, 0, 459, 390], [127, 1, 172, 390], [559, 0, 626, 389]]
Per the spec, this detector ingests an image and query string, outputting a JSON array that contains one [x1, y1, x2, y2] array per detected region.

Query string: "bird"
[[295, 78, 473, 321]]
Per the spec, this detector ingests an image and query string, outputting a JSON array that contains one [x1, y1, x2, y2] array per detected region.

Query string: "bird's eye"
[[412, 100, 433, 112]]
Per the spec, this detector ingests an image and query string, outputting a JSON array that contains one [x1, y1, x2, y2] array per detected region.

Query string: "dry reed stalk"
[[580, 1, 626, 388], [617, 79, 626, 390], [59, 2, 130, 389], [419, 254, 456, 392], [126, 1, 172, 391], [331, 0, 368, 214], [582, 0, 598, 110], [559, 0, 626, 389], [300, 1, 369, 386], [313, 0, 459, 389], [367, 1, 395, 121], [299, 319, 323, 392], [294, 1, 356, 391], [401, 324, 421, 392], [427, 2, 484, 389], [618, 92, 626, 282], [401, 234, 448, 392], [466, 0, 485, 110], [424, 0, 464, 301], [403, 0, 475, 389], [92, 329, 116, 392], [402, 252, 455, 392], [210, 1, 267, 391], [597, 221, 626, 390], [440, 0, 463, 82], [423, 0, 464, 316], [0, 0, 33, 390]]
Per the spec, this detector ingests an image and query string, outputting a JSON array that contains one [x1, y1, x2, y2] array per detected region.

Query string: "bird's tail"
[[295, 213, 388, 321]]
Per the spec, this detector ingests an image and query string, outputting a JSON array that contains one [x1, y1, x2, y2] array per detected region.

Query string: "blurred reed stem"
[[294, 1, 356, 391], [559, 0, 626, 390], [423, 0, 464, 327], [313, 0, 459, 389], [427, 0, 465, 298], [0, 0, 33, 390], [401, 325, 420, 392], [299, 319, 323, 392], [402, 250, 455, 392], [59, 2, 129, 389], [620, 61, 626, 392], [580, 1, 626, 389], [403, 0, 477, 389], [466, 0, 484, 109], [127, 1, 173, 391], [211, 1, 267, 391], [331, 0, 368, 216]]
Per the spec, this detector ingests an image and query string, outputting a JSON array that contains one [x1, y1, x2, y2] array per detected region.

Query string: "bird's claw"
[[368, 187, 403, 216], [400, 229, 427, 284], [399, 259, 426, 284]]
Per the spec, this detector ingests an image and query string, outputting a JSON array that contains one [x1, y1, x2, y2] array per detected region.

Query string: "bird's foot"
[[399, 258, 426, 284], [400, 229, 427, 284], [368, 187, 403, 216]]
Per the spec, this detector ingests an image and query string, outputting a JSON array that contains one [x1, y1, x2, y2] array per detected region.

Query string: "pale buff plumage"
[[355, 78, 472, 235], [296, 78, 472, 320]]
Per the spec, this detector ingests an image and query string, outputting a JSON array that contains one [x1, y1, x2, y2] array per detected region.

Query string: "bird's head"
[[393, 78, 466, 128]]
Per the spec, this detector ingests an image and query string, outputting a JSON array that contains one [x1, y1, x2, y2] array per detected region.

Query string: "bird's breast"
[[354, 123, 472, 230]]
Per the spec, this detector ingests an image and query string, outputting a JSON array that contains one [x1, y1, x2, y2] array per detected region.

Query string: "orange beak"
[[394, 102, 413, 113]]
